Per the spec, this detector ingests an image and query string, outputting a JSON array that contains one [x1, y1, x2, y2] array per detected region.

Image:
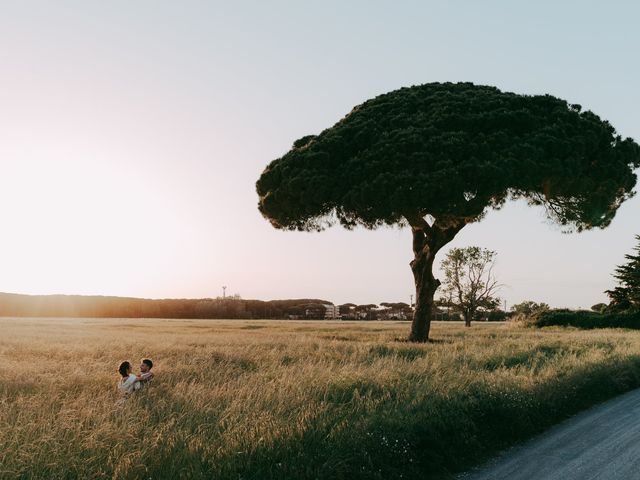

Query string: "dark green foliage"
[[511, 300, 551, 316], [486, 309, 508, 321], [606, 235, 640, 312], [257, 82, 640, 232], [532, 309, 640, 329]]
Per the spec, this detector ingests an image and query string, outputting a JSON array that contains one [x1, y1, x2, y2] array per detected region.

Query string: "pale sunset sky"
[[0, 1, 638, 309]]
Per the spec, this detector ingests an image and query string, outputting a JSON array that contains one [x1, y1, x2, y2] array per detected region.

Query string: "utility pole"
[[222, 286, 227, 299], [410, 294, 413, 308]]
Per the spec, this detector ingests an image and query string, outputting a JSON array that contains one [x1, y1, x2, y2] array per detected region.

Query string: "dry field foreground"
[[2, 318, 640, 479]]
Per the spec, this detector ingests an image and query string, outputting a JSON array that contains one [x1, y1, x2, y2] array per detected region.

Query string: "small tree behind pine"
[[439, 247, 501, 327], [606, 235, 640, 312]]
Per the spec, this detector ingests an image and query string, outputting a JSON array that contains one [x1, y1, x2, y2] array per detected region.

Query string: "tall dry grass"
[[2, 318, 640, 479]]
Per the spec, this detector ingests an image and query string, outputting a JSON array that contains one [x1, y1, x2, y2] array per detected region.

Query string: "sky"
[[0, 1, 638, 309]]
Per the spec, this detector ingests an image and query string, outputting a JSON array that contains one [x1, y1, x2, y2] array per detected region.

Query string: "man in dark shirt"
[[137, 358, 154, 384]]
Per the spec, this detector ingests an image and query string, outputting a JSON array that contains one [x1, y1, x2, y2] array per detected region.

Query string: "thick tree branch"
[[403, 211, 433, 237], [411, 228, 428, 258], [432, 216, 467, 245]]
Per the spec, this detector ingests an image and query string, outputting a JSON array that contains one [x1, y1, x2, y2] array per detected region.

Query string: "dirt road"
[[459, 387, 640, 480]]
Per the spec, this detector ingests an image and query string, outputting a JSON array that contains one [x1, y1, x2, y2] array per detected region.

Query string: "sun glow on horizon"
[[0, 149, 215, 298]]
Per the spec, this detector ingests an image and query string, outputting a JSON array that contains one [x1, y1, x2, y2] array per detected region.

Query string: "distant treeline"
[[0, 292, 335, 319]]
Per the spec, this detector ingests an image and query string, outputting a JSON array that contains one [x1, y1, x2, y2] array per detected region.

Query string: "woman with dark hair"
[[117, 361, 139, 395]]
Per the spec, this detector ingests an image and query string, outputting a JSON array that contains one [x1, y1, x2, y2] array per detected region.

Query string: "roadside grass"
[[1, 318, 640, 479]]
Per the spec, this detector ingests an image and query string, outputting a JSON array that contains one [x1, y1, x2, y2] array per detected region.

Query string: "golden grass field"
[[2, 318, 640, 479]]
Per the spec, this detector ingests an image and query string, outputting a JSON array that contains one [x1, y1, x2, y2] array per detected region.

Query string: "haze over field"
[[0, 1, 638, 308]]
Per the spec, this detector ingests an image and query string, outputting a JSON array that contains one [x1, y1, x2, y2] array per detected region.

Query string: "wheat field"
[[2, 318, 640, 479]]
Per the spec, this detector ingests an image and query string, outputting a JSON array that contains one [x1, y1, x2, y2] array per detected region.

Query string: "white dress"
[[118, 373, 140, 394]]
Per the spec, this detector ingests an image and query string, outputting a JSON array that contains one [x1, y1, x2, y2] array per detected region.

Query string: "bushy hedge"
[[532, 309, 640, 329]]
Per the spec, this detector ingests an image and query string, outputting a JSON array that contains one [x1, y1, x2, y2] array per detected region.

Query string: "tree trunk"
[[404, 214, 467, 342], [464, 312, 471, 327], [409, 249, 440, 342]]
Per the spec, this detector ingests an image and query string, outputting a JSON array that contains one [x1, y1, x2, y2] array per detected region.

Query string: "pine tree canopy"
[[257, 82, 640, 232]]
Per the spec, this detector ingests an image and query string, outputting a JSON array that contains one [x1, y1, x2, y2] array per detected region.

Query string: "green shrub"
[[532, 309, 640, 329]]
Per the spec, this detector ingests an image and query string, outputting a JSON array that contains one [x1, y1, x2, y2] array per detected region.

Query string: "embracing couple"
[[118, 358, 154, 395]]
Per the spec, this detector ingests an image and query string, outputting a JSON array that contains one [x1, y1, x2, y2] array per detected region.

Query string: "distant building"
[[323, 304, 339, 320]]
